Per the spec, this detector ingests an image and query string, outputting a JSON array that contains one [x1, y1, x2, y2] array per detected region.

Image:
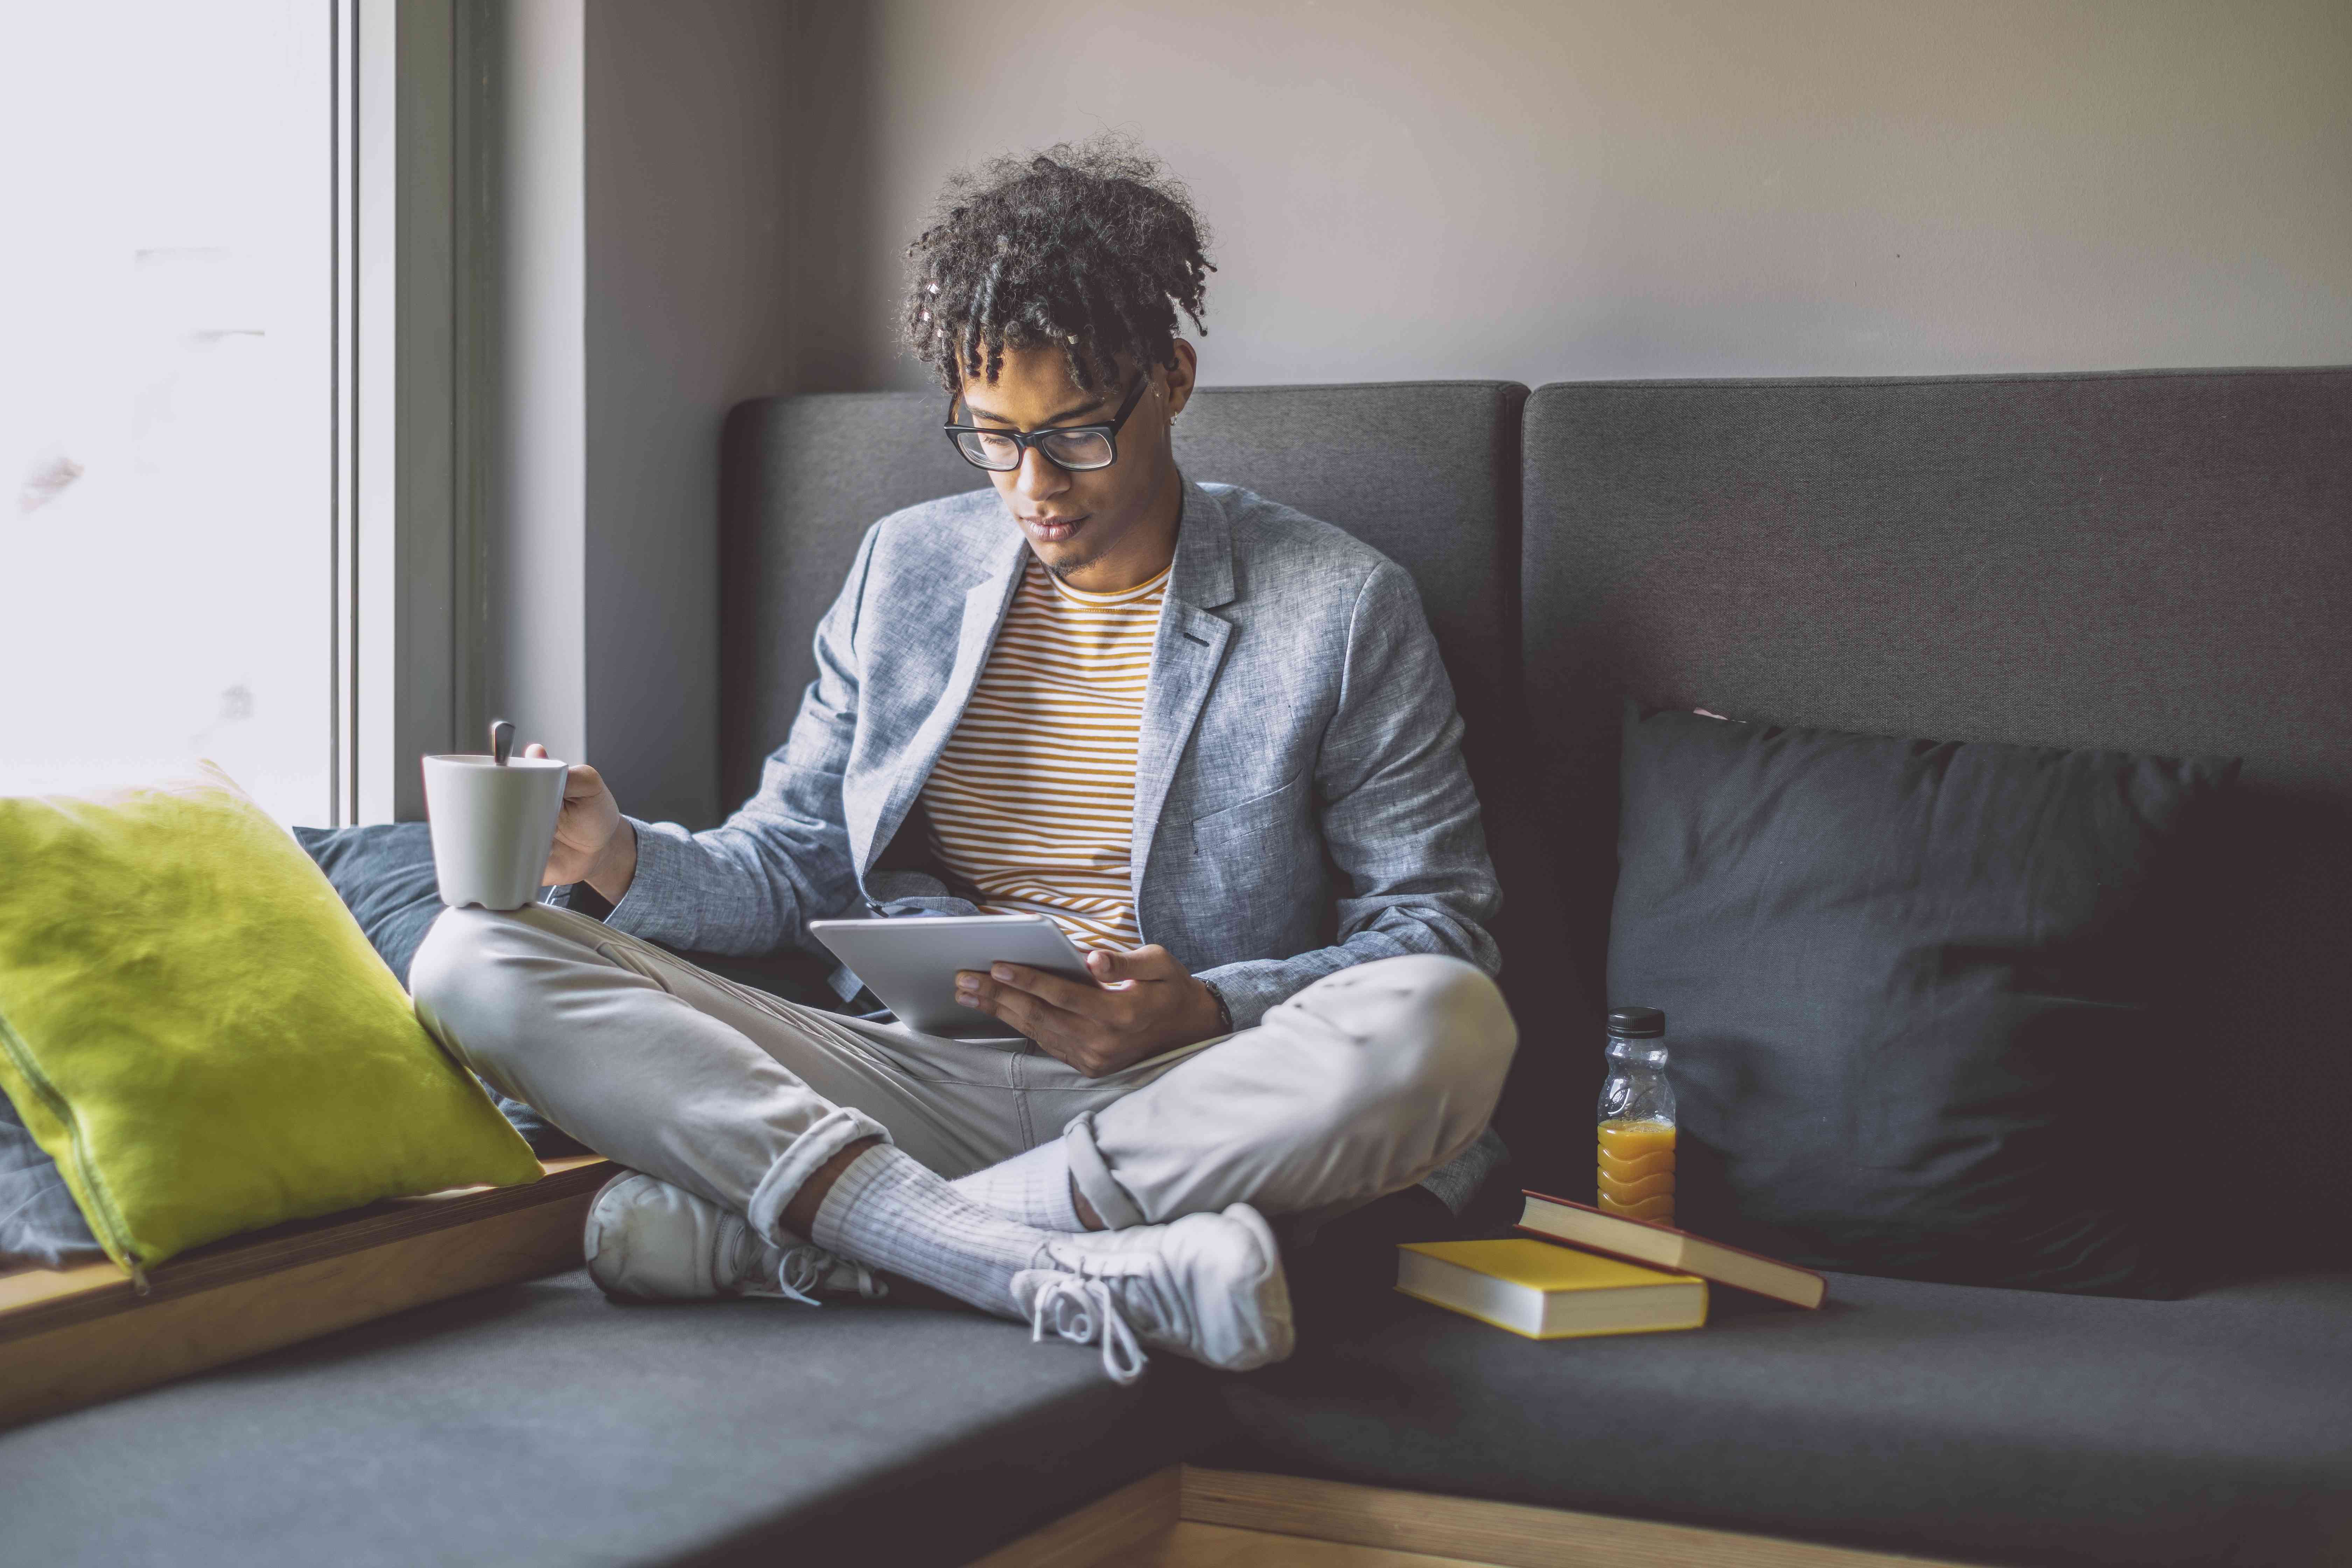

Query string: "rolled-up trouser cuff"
[[746, 1104, 892, 1243], [1061, 1112, 1147, 1231]]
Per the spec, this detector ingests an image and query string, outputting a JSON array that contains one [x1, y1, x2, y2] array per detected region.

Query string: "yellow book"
[[1396, 1239, 1709, 1340]]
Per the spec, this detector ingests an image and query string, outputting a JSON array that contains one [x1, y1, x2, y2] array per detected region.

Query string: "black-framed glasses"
[[944, 373, 1149, 473]]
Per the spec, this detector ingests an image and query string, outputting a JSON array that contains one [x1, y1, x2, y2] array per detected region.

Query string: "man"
[[411, 139, 1514, 1383]]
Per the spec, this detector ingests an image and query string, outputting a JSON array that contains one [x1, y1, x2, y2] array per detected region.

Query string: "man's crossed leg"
[[411, 904, 1516, 1381]]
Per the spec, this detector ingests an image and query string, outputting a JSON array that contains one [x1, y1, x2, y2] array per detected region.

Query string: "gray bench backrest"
[[721, 382, 1529, 800], [1520, 366, 2352, 1257], [725, 368, 2352, 1252]]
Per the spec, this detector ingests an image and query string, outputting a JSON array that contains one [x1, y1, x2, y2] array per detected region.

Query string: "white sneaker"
[[1010, 1204, 1293, 1384], [582, 1170, 886, 1306]]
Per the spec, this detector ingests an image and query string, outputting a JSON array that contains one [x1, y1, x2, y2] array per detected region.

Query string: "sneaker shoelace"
[[1026, 1274, 1147, 1385], [729, 1215, 884, 1307], [770, 1243, 886, 1306]]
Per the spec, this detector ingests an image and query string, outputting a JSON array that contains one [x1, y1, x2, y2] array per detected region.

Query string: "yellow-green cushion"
[[0, 766, 541, 1275]]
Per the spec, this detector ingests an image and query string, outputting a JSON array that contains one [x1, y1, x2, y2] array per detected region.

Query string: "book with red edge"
[[1518, 1190, 1828, 1308]]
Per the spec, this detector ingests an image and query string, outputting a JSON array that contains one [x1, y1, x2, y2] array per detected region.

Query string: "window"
[[0, 3, 338, 826]]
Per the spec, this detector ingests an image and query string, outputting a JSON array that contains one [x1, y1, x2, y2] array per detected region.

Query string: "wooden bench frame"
[[969, 1465, 1982, 1568], [0, 1154, 610, 1429]]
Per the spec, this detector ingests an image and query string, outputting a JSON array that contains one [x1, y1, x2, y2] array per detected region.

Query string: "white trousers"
[[410, 904, 1516, 1243]]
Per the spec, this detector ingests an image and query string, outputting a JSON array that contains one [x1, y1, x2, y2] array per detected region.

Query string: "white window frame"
[[335, 0, 471, 824]]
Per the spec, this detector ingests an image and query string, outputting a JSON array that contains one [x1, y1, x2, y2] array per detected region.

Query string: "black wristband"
[[1200, 978, 1234, 1035]]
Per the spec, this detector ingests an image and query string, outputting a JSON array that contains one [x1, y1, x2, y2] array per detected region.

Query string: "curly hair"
[[903, 135, 1213, 392]]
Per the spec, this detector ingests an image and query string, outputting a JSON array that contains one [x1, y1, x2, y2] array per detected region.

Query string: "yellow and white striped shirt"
[[921, 557, 1168, 951]]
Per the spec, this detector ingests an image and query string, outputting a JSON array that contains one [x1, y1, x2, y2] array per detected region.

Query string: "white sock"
[[950, 1141, 1085, 1233], [811, 1144, 1060, 1320]]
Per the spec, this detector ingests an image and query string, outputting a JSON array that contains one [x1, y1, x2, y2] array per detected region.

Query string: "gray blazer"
[[607, 480, 1502, 1031]]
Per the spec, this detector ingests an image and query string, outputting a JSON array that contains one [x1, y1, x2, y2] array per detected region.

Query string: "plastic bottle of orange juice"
[[1596, 1006, 1676, 1225]]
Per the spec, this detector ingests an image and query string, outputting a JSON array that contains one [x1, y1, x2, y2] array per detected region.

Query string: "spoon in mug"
[[491, 719, 515, 767]]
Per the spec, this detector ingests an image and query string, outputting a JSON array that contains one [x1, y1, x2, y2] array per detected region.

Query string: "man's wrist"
[[1198, 977, 1234, 1037], [585, 820, 639, 906]]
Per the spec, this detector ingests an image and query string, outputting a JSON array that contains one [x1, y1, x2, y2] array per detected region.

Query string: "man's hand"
[[955, 944, 1225, 1077], [524, 742, 638, 903]]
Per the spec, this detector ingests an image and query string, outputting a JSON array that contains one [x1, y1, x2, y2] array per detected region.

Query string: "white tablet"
[[807, 913, 1097, 1039]]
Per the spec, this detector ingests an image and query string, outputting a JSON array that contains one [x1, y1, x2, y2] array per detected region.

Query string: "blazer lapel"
[[857, 531, 1025, 878], [1130, 484, 1237, 897]]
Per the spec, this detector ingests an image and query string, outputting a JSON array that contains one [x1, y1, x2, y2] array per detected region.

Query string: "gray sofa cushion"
[[719, 392, 979, 810], [0, 1270, 1219, 1567], [1169, 381, 1526, 724], [1168, 383, 1585, 1140], [1210, 1267, 2352, 1567], [1519, 367, 2352, 1253]]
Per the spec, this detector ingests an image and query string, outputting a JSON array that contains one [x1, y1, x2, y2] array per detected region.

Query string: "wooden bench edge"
[[0, 1157, 609, 1429]]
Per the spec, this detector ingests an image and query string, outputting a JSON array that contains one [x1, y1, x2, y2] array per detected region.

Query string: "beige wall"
[[583, 0, 794, 825], [483, 1, 2347, 824], [798, 0, 2352, 390], [479, 0, 798, 827]]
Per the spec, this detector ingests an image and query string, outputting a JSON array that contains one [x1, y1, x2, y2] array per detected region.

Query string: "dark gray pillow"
[[1606, 704, 2237, 1297]]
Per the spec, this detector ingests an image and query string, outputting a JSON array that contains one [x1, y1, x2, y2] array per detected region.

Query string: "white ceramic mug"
[[421, 753, 569, 911]]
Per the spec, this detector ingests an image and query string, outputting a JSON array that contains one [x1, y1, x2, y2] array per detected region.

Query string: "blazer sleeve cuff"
[[602, 817, 704, 949], [1191, 959, 1316, 1033]]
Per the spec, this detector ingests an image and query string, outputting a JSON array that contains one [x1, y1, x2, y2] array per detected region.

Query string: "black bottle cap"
[[1606, 1006, 1665, 1038]]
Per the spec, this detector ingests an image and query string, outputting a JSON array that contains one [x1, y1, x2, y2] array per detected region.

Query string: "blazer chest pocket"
[[1189, 772, 1309, 861]]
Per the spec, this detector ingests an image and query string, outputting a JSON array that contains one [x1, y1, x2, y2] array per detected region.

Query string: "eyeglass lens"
[[954, 426, 1116, 471]]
